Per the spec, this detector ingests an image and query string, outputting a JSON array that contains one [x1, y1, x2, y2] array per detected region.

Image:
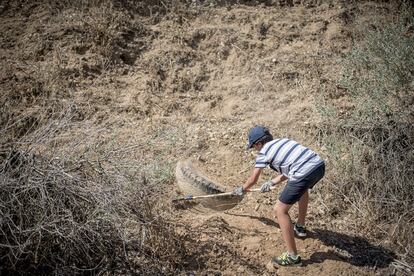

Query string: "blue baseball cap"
[[247, 125, 269, 149]]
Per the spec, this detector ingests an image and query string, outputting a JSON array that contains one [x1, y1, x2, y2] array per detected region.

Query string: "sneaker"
[[294, 223, 307, 237], [273, 252, 302, 267]]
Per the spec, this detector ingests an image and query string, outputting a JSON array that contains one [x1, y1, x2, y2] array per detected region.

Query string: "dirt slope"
[[134, 2, 394, 274], [1, 0, 401, 275], [174, 160, 392, 275]]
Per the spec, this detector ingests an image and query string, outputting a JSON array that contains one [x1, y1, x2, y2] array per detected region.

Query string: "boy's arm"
[[233, 167, 263, 196], [242, 167, 263, 190]]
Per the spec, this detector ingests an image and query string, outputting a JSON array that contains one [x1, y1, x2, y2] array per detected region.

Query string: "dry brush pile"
[[0, 71, 188, 274], [0, 1, 193, 274], [0, 139, 189, 275]]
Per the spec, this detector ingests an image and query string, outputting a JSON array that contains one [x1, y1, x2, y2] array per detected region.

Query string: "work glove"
[[232, 186, 245, 196], [260, 181, 274, 193]]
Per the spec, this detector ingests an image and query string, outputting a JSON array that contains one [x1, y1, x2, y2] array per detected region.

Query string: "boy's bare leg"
[[274, 200, 297, 254], [298, 190, 309, 225]]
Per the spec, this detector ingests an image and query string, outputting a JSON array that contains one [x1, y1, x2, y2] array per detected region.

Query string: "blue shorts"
[[279, 163, 325, 205]]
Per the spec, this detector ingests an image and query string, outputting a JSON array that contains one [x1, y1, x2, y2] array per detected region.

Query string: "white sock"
[[288, 252, 298, 259]]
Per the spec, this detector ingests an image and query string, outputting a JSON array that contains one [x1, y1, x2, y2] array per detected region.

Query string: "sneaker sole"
[[294, 228, 307, 237], [294, 232, 307, 238], [293, 224, 307, 237]]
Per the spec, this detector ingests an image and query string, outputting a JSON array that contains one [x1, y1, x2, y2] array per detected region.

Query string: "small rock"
[[265, 260, 277, 273], [237, 266, 245, 273]]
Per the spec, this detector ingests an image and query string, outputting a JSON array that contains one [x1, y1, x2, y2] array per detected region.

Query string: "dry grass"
[[317, 2, 414, 271], [0, 116, 190, 274], [0, 1, 191, 274]]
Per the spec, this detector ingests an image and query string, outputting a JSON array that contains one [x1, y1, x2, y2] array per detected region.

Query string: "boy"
[[233, 125, 325, 267]]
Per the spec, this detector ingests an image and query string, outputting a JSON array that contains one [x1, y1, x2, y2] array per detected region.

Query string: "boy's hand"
[[260, 181, 274, 193], [232, 186, 245, 196]]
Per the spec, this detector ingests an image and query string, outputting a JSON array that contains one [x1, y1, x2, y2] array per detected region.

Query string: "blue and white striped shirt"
[[255, 138, 324, 181]]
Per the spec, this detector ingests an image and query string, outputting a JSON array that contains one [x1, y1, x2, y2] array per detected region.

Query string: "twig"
[[256, 75, 265, 90], [231, 43, 248, 56]]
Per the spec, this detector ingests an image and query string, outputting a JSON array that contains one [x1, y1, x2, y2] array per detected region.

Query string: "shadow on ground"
[[227, 213, 395, 269], [181, 214, 264, 274], [226, 213, 281, 228], [306, 228, 395, 268]]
